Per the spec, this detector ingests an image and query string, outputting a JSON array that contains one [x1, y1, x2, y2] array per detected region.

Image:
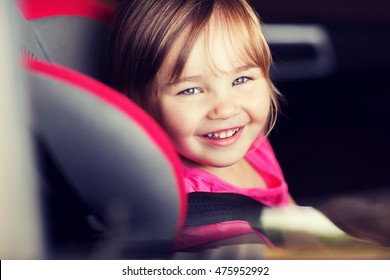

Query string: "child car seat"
[[16, 0, 276, 259], [15, 0, 186, 259]]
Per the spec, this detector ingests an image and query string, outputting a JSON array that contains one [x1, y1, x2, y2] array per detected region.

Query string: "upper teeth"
[[206, 128, 239, 139]]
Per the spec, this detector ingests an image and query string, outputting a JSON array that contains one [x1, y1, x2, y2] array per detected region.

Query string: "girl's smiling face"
[[153, 18, 272, 169]]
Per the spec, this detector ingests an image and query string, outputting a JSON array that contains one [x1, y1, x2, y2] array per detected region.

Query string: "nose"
[[206, 92, 240, 120]]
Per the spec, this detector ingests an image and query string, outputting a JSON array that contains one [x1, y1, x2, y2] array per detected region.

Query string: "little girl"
[[112, 0, 291, 255]]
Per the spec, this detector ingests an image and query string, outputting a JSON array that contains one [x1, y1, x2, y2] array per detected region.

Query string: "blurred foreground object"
[[0, 0, 186, 259], [262, 203, 390, 259], [0, 0, 43, 259], [315, 189, 390, 248]]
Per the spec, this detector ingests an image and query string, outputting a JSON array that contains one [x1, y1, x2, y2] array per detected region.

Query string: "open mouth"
[[202, 127, 241, 140]]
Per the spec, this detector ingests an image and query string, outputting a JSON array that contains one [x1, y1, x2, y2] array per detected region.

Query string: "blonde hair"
[[112, 0, 281, 135]]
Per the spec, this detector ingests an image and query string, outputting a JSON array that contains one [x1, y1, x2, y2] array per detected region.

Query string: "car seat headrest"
[[17, 0, 113, 84]]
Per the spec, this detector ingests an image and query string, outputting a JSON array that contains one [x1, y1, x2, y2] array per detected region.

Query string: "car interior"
[[1, 0, 389, 259]]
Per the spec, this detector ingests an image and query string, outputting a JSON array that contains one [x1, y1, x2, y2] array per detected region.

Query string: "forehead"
[[159, 14, 258, 81], [200, 18, 253, 74]]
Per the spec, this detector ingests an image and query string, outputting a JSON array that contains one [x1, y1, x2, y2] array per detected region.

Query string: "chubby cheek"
[[254, 97, 271, 124], [258, 84, 273, 121], [147, 94, 190, 138], [244, 90, 271, 129], [157, 99, 198, 146]]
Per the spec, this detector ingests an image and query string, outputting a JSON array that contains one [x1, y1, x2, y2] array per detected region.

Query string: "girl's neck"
[[182, 157, 267, 189]]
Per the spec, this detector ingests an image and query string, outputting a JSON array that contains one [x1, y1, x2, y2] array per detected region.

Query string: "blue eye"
[[232, 77, 249, 86], [178, 87, 201, 95]]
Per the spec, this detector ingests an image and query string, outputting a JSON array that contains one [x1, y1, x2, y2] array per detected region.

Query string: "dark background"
[[251, 0, 390, 203]]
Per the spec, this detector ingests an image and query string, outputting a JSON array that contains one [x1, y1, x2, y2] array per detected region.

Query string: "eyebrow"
[[163, 64, 259, 89], [164, 75, 202, 88]]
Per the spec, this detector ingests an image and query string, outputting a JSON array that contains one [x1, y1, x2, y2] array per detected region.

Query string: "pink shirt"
[[174, 136, 289, 250], [183, 136, 289, 205]]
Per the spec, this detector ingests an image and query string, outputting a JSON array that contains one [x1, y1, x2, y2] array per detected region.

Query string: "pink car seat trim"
[[17, 0, 114, 24], [173, 221, 275, 250]]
